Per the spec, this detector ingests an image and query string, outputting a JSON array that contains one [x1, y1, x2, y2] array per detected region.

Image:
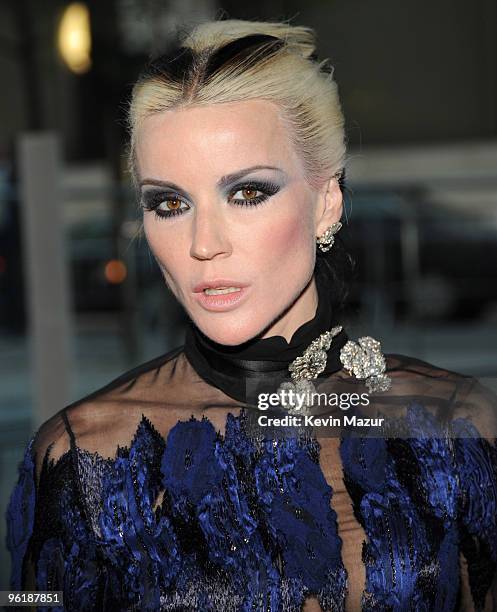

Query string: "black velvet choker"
[[183, 263, 349, 404]]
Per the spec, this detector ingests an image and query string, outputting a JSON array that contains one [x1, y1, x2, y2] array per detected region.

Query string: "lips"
[[192, 279, 250, 293], [191, 278, 251, 313]]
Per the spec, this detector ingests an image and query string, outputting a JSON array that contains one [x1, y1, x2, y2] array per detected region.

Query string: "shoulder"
[[67, 344, 186, 411], [31, 344, 187, 471], [385, 352, 471, 380], [383, 352, 497, 440], [383, 351, 474, 391]]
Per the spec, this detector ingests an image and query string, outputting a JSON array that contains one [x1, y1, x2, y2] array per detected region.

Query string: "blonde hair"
[[128, 18, 347, 190]]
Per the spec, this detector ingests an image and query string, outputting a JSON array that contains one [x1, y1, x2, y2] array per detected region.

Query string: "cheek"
[[257, 209, 313, 260], [143, 218, 165, 263], [143, 218, 186, 280], [281, 218, 306, 246]]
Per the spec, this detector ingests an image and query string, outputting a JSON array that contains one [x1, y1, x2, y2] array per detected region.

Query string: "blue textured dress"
[[5, 273, 497, 611]]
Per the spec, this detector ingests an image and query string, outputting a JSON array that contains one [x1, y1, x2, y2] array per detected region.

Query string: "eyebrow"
[[140, 179, 191, 199], [139, 165, 286, 197], [220, 165, 286, 186]]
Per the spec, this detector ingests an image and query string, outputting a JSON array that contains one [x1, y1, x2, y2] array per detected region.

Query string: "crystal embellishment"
[[288, 325, 343, 382], [339, 336, 391, 393], [316, 221, 342, 252], [275, 326, 342, 415], [274, 326, 391, 415], [278, 379, 317, 415]]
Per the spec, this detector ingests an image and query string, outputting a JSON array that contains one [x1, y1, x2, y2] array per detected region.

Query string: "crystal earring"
[[316, 221, 342, 253]]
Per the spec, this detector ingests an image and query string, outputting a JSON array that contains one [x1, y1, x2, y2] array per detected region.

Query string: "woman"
[[6, 18, 497, 611]]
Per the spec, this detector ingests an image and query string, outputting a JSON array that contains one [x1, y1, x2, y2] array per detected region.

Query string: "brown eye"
[[141, 190, 190, 220], [241, 187, 259, 200], [230, 185, 263, 203], [228, 181, 280, 208], [167, 198, 182, 210]]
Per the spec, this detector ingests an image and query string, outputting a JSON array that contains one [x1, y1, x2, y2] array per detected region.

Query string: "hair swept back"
[[128, 18, 347, 191]]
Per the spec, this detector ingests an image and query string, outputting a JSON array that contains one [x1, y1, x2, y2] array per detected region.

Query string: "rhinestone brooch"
[[288, 325, 343, 382], [275, 326, 391, 415], [339, 336, 391, 393], [277, 325, 342, 414]]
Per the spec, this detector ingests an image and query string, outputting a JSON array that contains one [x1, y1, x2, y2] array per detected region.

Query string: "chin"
[[195, 316, 266, 347]]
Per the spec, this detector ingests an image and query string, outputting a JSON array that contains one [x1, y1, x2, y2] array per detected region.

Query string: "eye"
[[141, 192, 190, 220], [157, 197, 189, 215], [230, 185, 263, 203], [228, 181, 280, 207]]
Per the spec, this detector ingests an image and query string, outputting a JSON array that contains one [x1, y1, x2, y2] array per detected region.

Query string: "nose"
[[189, 204, 232, 261]]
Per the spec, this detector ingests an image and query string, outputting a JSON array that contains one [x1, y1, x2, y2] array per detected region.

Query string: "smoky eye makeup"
[[140, 188, 190, 220], [140, 178, 283, 221], [227, 179, 281, 205]]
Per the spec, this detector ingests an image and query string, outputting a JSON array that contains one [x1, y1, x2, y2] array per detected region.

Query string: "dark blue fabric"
[[5, 434, 36, 592], [5, 403, 497, 611], [339, 403, 461, 610]]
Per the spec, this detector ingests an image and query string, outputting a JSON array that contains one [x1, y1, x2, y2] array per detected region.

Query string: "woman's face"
[[135, 99, 342, 345]]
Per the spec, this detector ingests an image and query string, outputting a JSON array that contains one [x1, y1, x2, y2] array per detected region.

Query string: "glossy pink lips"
[[193, 285, 249, 312]]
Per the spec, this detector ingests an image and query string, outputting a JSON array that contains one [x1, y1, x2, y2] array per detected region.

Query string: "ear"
[[315, 175, 343, 237]]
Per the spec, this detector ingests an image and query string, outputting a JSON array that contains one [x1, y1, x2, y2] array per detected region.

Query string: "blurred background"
[[1, 0, 496, 588]]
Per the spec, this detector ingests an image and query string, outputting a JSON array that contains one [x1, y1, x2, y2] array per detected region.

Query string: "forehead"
[[134, 99, 303, 180]]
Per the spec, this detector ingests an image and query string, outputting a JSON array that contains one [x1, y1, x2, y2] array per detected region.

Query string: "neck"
[[260, 275, 319, 343]]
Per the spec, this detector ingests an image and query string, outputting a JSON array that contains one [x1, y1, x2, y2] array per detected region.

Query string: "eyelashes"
[[227, 181, 280, 207], [141, 180, 281, 221], [141, 191, 188, 219]]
